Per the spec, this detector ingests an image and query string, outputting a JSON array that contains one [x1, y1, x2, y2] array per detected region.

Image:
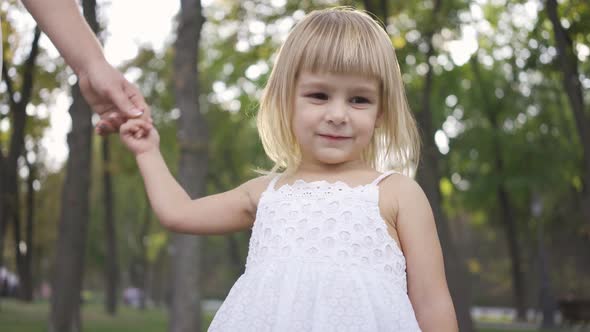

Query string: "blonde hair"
[[257, 7, 421, 175]]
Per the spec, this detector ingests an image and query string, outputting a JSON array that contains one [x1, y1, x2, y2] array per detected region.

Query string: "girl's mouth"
[[318, 134, 351, 141]]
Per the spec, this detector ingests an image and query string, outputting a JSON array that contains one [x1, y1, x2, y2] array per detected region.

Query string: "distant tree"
[[0, 26, 41, 301], [102, 136, 119, 315], [169, 0, 207, 331], [545, 0, 590, 226], [48, 0, 98, 330]]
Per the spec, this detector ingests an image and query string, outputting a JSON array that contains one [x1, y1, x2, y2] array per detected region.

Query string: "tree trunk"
[[537, 211, 557, 328], [211, 176, 245, 279], [19, 151, 37, 301], [48, 0, 97, 330], [471, 58, 528, 321], [48, 82, 93, 332], [415, 129, 474, 332], [361, 0, 388, 29], [132, 200, 152, 310], [169, 1, 207, 331], [102, 137, 119, 315], [413, 1, 474, 331], [0, 27, 41, 279], [545, 0, 590, 225], [12, 168, 24, 297], [149, 245, 168, 308], [227, 235, 244, 279], [498, 188, 526, 320]]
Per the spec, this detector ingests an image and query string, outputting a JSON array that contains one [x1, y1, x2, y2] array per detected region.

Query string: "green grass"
[[0, 299, 580, 332], [0, 299, 213, 332]]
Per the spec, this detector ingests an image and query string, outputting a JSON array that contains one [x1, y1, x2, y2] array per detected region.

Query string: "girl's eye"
[[307, 93, 328, 100], [350, 96, 370, 104]]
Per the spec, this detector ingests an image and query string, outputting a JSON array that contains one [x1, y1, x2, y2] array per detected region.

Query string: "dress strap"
[[265, 173, 282, 191], [370, 170, 399, 186]]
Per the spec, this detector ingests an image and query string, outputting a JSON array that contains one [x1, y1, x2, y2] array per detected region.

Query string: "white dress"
[[208, 171, 422, 332]]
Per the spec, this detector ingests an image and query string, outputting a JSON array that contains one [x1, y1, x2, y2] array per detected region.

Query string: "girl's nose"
[[325, 99, 348, 124]]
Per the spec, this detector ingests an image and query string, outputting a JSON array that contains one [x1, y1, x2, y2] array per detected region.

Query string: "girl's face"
[[292, 71, 380, 170]]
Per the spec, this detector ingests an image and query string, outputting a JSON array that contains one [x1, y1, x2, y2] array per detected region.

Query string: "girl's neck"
[[286, 160, 377, 182], [298, 159, 365, 172]]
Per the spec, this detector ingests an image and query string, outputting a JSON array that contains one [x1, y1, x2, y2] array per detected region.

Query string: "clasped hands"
[[78, 59, 153, 136]]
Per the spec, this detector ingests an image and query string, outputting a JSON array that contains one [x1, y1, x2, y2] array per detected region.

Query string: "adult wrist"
[[75, 54, 108, 76]]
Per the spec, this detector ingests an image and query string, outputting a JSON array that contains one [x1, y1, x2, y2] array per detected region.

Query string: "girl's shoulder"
[[380, 171, 428, 205], [378, 172, 429, 225], [379, 171, 420, 192], [240, 174, 277, 207]]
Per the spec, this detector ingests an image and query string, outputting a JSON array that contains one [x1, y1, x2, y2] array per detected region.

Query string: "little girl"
[[120, 7, 458, 332]]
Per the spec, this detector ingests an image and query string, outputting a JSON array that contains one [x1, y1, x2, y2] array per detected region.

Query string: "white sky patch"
[[100, 0, 179, 65], [447, 25, 478, 66], [41, 93, 71, 172]]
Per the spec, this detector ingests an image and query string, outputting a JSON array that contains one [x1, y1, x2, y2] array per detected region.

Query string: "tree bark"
[[169, 0, 207, 331], [361, 0, 388, 29], [19, 150, 37, 301], [211, 176, 245, 279], [48, 0, 97, 330], [48, 82, 93, 332], [470, 59, 527, 320], [545, 0, 590, 225], [498, 188, 526, 320], [414, 1, 474, 330], [0, 27, 41, 276], [131, 199, 152, 310], [535, 200, 556, 328], [102, 137, 119, 315]]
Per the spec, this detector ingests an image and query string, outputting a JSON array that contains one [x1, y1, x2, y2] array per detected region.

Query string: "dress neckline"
[[273, 179, 374, 192], [267, 170, 399, 193]]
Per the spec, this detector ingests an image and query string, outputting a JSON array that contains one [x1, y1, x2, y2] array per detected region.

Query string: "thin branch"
[[19, 27, 42, 109], [1, 60, 17, 108]]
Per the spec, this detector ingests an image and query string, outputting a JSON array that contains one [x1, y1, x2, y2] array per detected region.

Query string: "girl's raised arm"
[[121, 119, 264, 235], [387, 175, 459, 332], [136, 149, 265, 235]]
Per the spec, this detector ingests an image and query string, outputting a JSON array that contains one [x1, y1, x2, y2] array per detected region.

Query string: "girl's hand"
[[119, 119, 159, 156]]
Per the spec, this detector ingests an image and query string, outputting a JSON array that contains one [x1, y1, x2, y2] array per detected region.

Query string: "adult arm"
[[21, 0, 103, 75], [21, 0, 149, 132]]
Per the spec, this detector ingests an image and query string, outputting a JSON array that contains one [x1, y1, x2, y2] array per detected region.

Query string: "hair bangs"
[[295, 12, 387, 81]]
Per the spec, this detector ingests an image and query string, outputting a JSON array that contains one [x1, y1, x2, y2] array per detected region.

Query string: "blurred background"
[[0, 0, 589, 331]]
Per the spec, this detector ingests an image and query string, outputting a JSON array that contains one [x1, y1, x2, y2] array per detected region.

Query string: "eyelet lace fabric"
[[208, 172, 422, 332]]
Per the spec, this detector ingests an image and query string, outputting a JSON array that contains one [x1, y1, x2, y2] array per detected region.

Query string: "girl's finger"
[[120, 120, 138, 135], [108, 113, 125, 130], [135, 128, 144, 139]]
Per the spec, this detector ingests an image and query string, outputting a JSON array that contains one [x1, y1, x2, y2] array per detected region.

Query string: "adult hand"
[[78, 59, 152, 135]]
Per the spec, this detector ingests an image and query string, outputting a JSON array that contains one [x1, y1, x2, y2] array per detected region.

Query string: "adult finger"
[[123, 81, 150, 119], [96, 120, 116, 136], [108, 81, 144, 119]]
